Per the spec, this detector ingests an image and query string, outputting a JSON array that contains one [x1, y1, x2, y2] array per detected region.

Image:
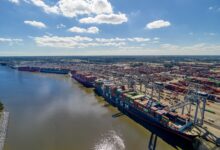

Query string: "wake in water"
[[94, 130, 125, 150]]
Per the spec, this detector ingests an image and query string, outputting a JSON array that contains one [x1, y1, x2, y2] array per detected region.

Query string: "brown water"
[[0, 66, 175, 150]]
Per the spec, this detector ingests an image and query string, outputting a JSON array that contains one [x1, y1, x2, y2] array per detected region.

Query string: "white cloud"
[[57, 0, 92, 17], [113, 43, 220, 55], [144, 43, 220, 55], [205, 32, 216, 36], [95, 37, 150, 43], [159, 43, 220, 53], [209, 6, 214, 10], [127, 37, 150, 42], [34, 35, 127, 48], [68, 26, 99, 34], [23, 0, 30, 4], [146, 20, 171, 29], [153, 37, 160, 40], [8, 0, 32, 4], [34, 35, 93, 48], [161, 43, 179, 49], [57, 0, 112, 18], [28, 33, 220, 55], [0, 38, 23, 42], [24, 20, 47, 28], [33, 35, 152, 49], [28, 0, 127, 24], [56, 23, 66, 29], [8, 0, 19, 4], [87, 43, 220, 55], [31, 0, 59, 14], [189, 32, 194, 36], [79, 13, 127, 24], [30, 0, 114, 18], [119, 46, 143, 50], [0, 37, 23, 45], [209, 33, 216, 36], [95, 37, 126, 42], [208, 6, 220, 12], [91, 0, 112, 14]]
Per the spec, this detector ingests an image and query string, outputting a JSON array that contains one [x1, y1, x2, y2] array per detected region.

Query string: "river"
[[0, 66, 175, 150]]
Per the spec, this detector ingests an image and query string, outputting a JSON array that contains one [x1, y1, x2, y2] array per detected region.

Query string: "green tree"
[[0, 101, 4, 112]]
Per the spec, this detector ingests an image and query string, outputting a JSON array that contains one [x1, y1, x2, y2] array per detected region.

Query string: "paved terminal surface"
[[0, 112, 9, 150], [139, 85, 220, 138]]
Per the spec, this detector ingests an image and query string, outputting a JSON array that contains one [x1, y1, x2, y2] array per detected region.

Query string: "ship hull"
[[72, 75, 94, 88], [40, 68, 69, 74], [116, 99, 196, 149], [28, 67, 40, 72], [93, 82, 196, 149], [104, 95, 117, 107], [94, 88, 103, 96]]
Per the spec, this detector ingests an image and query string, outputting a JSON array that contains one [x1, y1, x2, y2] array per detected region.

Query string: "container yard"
[[0, 56, 220, 150]]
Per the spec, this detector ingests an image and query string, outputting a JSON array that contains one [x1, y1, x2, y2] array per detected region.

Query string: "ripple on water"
[[94, 130, 125, 150]]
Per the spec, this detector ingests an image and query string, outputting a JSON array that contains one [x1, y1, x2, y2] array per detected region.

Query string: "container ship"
[[0, 62, 7, 66], [40, 68, 69, 74], [17, 66, 70, 74], [17, 66, 40, 72], [94, 79, 198, 149], [70, 71, 97, 88]]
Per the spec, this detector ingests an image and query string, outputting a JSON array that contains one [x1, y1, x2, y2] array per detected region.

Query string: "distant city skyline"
[[0, 0, 220, 56]]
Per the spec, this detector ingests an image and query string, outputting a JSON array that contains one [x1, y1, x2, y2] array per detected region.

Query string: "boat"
[[17, 66, 29, 71], [94, 79, 104, 96], [40, 68, 69, 74], [17, 66, 39, 72], [70, 71, 97, 88], [0, 63, 7, 66]]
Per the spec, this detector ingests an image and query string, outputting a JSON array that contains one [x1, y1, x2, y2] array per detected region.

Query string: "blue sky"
[[0, 0, 220, 56]]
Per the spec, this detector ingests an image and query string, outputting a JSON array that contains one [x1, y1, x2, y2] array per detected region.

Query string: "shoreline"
[[0, 111, 9, 150]]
